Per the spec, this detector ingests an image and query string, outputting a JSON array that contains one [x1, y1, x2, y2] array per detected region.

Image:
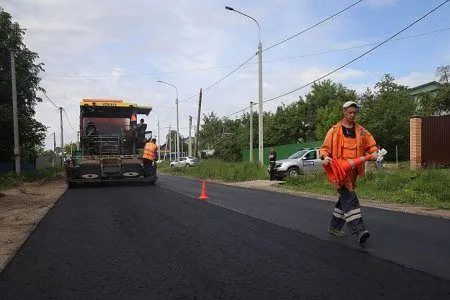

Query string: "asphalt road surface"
[[0, 174, 449, 299]]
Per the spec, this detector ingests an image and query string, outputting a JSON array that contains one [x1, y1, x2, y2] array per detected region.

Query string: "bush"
[[284, 167, 450, 209], [159, 159, 268, 182], [0, 167, 62, 191]]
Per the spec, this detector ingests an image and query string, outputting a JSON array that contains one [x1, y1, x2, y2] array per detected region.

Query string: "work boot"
[[357, 229, 370, 245], [328, 227, 345, 237]]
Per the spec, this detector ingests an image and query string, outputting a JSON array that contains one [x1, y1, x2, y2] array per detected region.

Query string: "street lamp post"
[[153, 112, 161, 161], [225, 6, 264, 165], [157, 80, 180, 162]]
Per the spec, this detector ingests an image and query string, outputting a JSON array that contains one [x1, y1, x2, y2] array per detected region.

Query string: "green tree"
[[63, 142, 78, 155], [358, 74, 415, 161], [436, 65, 449, 84], [198, 112, 223, 151], [413, 65, 450, 116], [305, 80, 357, 140], [0, 9, 47, 162]]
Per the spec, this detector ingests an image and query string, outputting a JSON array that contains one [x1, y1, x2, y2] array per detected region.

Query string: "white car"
[[170, 156, 199, 168], [268, 148, 323, 179]]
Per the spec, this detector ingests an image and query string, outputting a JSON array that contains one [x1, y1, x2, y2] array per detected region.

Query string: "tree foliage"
[[197, 69, 447, 162], [0, 9, 47, 162]]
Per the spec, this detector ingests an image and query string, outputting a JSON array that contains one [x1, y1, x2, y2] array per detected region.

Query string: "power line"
[[263, 27, 450, 63], [263, 0, 450, 104], [42, 92, 60, 109], [263, 0, 364, 53], [63, 108, 77, 132], [179, 53, 257, 103], [224, 0, 449, 117], [37, 27, 449, 80], [224, 106, 250, 118]]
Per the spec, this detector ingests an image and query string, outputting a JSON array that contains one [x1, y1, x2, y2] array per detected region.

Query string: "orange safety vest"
[[319, 120, 377, 177], [143, 142, 157, 160]]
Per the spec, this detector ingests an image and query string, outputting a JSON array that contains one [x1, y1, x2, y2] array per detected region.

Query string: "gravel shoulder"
[[0, 177, 67, 272]]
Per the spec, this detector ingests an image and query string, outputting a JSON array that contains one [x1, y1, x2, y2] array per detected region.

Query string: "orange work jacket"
[[319, 120, 377, 177], [143, 142, 157, 160]]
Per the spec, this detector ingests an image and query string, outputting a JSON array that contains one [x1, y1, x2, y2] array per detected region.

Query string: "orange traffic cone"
[[198, 179, 209, 200], [323, 154, 375, 185]]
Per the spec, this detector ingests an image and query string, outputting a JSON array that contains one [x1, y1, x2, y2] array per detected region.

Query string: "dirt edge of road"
[[211, 179, 450, 220], [0, 176, 67, 273]]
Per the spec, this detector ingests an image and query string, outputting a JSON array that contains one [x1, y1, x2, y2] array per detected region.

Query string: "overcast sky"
[[2, 0, 450, 149]]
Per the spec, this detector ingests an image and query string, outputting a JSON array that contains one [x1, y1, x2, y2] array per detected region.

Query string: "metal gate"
[[421, 115, 450, 166]]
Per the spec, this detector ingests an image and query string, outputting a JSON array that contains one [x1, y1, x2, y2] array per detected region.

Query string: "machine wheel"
[[186, 163, 191, 167], [287, 167, 300, 177], [67, 180, 75, 189]]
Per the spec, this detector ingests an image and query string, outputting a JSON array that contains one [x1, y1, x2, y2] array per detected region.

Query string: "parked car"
[[268, 148, 323, 180], [170, 156, 199, 168]]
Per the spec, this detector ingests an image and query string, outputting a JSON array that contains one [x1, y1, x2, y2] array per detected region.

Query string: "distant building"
[[409, 81, 442, 98]]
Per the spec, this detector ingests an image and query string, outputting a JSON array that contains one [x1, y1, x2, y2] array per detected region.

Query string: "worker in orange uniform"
[[319, 101, 378, 245], [143, 138, 158, 178], [130, 111, 137, 128]]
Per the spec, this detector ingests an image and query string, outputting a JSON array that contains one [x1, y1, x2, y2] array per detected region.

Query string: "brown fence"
[[421, 115, 450, 166]]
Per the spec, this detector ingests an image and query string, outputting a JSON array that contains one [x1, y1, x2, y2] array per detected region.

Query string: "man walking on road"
[[319, 101, 378, 245]]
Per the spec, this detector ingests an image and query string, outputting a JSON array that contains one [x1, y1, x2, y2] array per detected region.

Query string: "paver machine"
[[66, 99, 157, 187]]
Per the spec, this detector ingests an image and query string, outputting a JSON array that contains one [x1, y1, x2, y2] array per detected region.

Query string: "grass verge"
[[284, 167, 450, 209], [0, 167, 63, 191], [158, 159, 268, 182]]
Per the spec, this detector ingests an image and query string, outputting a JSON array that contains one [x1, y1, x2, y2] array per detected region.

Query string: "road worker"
[[143, 138, 157, 178], [319, 101, 378, 245], [130, 111, 137, 128], [268, 147, 277, 181]]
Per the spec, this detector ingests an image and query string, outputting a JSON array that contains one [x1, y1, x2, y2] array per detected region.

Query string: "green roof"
[[409, 81, 442, 96]]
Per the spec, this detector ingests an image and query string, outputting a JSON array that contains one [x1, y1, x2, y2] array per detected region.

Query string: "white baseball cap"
[[343, 101, 358, 109]]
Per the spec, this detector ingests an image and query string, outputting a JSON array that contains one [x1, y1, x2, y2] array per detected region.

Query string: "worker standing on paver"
[[319, 101, 378, 245], [143, 138, 157, 178]]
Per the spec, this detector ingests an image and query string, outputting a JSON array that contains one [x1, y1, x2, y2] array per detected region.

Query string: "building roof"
[[409, 81, 443, 96]]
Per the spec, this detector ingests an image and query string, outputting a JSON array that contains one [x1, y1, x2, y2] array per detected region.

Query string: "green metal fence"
[[242, 140, 323, 165]]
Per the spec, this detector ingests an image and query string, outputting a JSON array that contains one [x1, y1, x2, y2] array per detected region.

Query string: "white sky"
[[2, 0, 450, 149]]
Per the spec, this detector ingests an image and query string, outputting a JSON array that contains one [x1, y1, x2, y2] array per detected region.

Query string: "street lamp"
[[225, 6, 264, 165], [152, 112, 161, 162], [157, 80, 180, 161]]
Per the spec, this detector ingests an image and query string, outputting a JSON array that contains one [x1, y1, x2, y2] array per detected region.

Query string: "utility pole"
[[188, 115, 192, 157], [168, 125, 172, 161], [194, 88, 202, 158], [11, 50, 20, 174], [249, 101, 254, 162], [59, 107, 64, 166], [258, 41, 264, 165], [225, 6, 264, 164], [76, 131, 80, 151], [157, 114, 160, 161], [176, 97, 179, 161], [53, 132, 56, 167]]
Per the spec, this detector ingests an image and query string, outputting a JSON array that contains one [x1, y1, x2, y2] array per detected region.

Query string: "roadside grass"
[[157, 159, 268, 182], [285, 166, 450, 209], [0, 167, 62, 191]]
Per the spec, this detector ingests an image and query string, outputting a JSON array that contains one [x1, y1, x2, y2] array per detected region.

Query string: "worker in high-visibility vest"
[[130, 112, 137, 128], [320, 101, 377, 245], [143, 138, 157, 177]]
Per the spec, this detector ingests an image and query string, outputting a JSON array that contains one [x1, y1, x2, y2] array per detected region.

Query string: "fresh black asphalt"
[[159, 175, 450, 281], [0, 175, 449, 299]]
